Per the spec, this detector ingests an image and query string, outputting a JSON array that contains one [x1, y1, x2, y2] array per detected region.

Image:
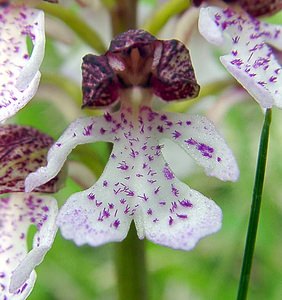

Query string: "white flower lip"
[[25, 99, 239, 251]]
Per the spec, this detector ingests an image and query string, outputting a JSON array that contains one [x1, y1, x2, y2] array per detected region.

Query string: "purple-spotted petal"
[[25, 115, 118, 192], [0, 5, 45, 122], [0, 194, 57, 299], [151, 40, 200, 101], [26, 104, 237, 249], [161, 111, 239, 181], [199, 6, 282, 108], [57, 178, 133, 246], [82, 54, 120, 108], [0, 125, 62, 194], [134, 165, 222, 250]]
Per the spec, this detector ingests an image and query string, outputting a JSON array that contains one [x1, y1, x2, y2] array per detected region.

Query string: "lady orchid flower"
[[25, 29, 239, 251], [194, 0, 282, 108], [0, 125, 61, 299], [0, 0, 57, 122]]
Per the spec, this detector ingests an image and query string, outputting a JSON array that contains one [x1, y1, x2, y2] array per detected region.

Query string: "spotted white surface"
[[0, 194, 57, 300], [199, 6, 282, 108], [0, 5, 45, 122], [26, 105, 238, 250]]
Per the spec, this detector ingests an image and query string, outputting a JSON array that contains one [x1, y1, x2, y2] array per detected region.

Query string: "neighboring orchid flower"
[[25, 29, 239, 251], [0, 0, 58, 122], [194, 0, 282, 108], [194, 0, 282, 17], [0, 124, 61, 300]]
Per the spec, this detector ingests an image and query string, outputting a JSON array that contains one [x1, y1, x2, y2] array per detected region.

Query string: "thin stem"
[[110, 0, 137, 36], [37, 2, 107, 53], [142, 0, 190, 35], [115, 224, 148, 300], [237, 108, 272, 300]]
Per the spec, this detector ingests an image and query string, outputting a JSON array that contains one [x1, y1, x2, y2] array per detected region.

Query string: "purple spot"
[[163, 167, 175, 180], [154, 186, 160, 194], [117, 160, 129, 170], [100, 127, 106, 134], [176, 213, 188, 219], [21, 283, 28, 293], [171, 184, 179, 197], [185, 138, 197, 145], [138, 193, 149, 201], [170, 201, 178, 213], [172, 130, 181, 139], [124, 205, 130, 214], [179, 199, 193, 208], [103, 180, 108, 187], [169, 216, 174, 226], [95, 200, 102, 207], [104, 112, 112, 122], [157, 125, 163, 133], [103, 208, 110, 218], [147, 208, 153, 215], [83, 123, 94, 136], [217, 157, 222, 162], [113, 219, 120, 229], [88, 193, 95, 200]]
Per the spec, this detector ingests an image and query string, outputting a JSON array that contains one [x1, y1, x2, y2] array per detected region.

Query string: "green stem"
[[237, 108, 272, 300], [142, 0, 190, 35], [37, 2, 107, 53], [110, 0, 137, 36], [115, 224, 148, 300]]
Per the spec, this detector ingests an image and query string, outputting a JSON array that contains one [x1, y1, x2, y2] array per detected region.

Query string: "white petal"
[[0, 6, 45, 122], [161, 112, 239, 181], [133, 164, 222, 250], [0, 194, 58, 299], [57, 171, 134, 246], [199, 6, 282, 108], [25, 115, 116, 192]]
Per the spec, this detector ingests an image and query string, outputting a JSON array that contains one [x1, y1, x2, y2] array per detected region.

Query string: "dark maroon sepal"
[[82, 30, 200, 106], [151, 40, 200, 101], [0, 125, 64, 194], [82, 54, 120, 108], [109, 29, 157, 53], [239, 0, 282, 17]]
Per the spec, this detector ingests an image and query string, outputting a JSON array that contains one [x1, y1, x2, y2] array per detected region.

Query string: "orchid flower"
[[0, 124, 61, 300], [194, 0, 282, 108], [25, 29, 239, 251], [0, 0, 58, 123]]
